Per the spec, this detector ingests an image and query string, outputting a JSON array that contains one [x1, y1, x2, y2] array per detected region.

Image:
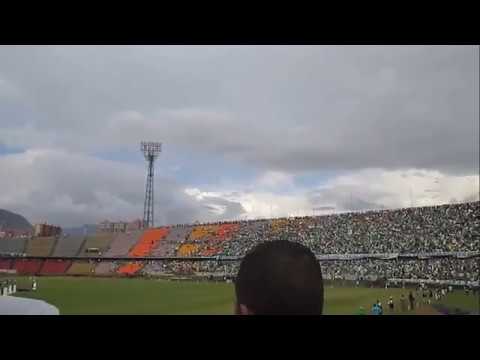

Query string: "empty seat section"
[[95, 261, 117, 275], [52, 235, 85, 256], [67, 262, 96, 275], [0, 237, 27, 254], [78, 233, 114, 256], [14, 259, 43, 275], [102, 231, 142, 257], [0, 258, 12, 269], [40, 260, 72, 274], [25, 237, 56, 256]]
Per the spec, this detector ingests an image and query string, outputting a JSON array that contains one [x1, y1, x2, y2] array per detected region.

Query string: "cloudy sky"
[[0, 45, 478, 227]]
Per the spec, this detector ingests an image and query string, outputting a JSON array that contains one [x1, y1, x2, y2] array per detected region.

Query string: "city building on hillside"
[[97, 220, 113, 232], [98, 219, 141, 233], [113, 222, 128, 233], [0, 229, 32, 238], [33, 223, 61, 237], [127, 219, 143, 231]]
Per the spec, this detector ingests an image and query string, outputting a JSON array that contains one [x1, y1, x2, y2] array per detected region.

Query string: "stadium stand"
[[25, 237, 57, 256], [173, 223, 240, 258], [142, 227, 193, 275], [0, 237, 27, 254], [152, 226, 192, 257], [178, 243, 199, 256], [321, 257, 480, 282], [3, 202, 479, 283], [77, 233, 115, 256], [103, 231, 142, 257], [94, 231, 141, 274], [14, 259, 44, 275], [67, 261, 96, 275], [189, 225, 219, 240], [39, 260, 72, 274], [219, 202, 480, 256], [95, 261, 117, 275], [51, 235, 85, 257], [0, 258, 12, 270], [129, 228, 169, 257], [117, 228, 170, 275], [117, 262, 143, 275]]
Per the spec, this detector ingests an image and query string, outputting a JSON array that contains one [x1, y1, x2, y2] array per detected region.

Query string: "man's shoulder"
[[0, 296, 59, 315]]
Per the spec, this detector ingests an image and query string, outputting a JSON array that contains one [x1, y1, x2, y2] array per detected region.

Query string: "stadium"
[[0, 45, 479, 315], [1, 201, 479, 314]]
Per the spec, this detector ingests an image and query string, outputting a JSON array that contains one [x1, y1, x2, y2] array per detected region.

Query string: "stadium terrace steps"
[[52, 235, 85, 257], [14, 259, 44, 275], [76, 236, 88, 256], [67, 261, 96, 275], [151, 226, 193, 257], [40, 260, 72, 274], [95, 261, 117, 275], [0, 258, 13, 270], [129, 228, 170, 257], [95, 230, 142, 275], [102, 231, 142, 257], [49, 236, 60, 256], [142, 227, 193, 276], [25, 237, 57, 257], [0, 237, 27, 254], [117, 228, 170, 275], [77, 233, 115, 257]]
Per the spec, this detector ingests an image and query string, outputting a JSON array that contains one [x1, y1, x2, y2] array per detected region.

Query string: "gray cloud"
[[0, 46, 477, 175], [0, 46, 478, 226], [0, 149, 245, 227]]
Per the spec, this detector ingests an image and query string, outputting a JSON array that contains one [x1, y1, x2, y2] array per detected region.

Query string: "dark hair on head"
[[235, 240, 324, 315]]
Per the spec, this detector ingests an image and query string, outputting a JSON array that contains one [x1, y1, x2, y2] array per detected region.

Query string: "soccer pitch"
[[10, 276, 479, 315]]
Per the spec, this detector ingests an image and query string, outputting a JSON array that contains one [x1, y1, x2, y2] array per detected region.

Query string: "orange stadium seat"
[[117, 228, 170, 275], [117, 262, 143, 275], [129, 228, 170, 257]]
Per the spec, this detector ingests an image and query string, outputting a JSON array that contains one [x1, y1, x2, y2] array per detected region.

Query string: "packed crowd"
[[320, 257, 479, 282], [161, 257, 479, 283], [220, 202, 479, 256]]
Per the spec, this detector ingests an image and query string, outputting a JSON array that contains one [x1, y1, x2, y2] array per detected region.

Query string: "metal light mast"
[[141, 141, 162, 228]]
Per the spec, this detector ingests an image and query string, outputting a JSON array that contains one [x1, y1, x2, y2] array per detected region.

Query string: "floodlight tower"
[[141, 141, 162, 228]]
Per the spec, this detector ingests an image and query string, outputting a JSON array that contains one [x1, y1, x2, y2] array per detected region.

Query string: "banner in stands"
[[456, 251, 480, 259], [389, 278, 479, 287]]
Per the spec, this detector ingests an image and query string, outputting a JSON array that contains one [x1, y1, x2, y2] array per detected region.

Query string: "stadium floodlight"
[[141, 141, 162, 228]]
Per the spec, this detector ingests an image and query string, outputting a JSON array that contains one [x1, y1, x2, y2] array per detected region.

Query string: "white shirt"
[[0, 296, 59, 315]]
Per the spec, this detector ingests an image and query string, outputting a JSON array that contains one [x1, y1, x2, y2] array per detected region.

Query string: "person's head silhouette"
[[234, 240, 324, 315]]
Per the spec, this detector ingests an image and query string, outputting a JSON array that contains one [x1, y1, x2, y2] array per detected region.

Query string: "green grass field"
[[9, 276, 479, 315]]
